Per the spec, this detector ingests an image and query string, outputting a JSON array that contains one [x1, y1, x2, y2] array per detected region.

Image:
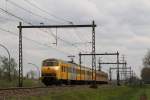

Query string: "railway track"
[[0, 85, 109, 97], [0, 86, 49, 91], [0, 86, 48, 97], [0, 85, 75, 90], [0, 85, 80, 97]]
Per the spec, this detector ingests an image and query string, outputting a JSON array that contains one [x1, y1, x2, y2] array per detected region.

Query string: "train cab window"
[[43, 61, 58, 66]]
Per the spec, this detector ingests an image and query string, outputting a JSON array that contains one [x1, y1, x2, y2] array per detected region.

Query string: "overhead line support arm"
[[17, 24, 96, 28]]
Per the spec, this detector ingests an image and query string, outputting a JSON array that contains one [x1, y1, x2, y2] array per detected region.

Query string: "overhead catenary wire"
[[7, 0, 64, 24], [0, 7, 31, 24], [70, 22, 85, 42], [70, 22, 92, 53], [21, 0, 90, 50], [0, 3, 89, 54], [23, 0, 72, 24], [0, 16, 14, 21], [0, 27, 72, 55], [0, 7, 67, 44], [5, 0, 8, 11], [21, 0, 86, 50], [0, 7, 82, 51]]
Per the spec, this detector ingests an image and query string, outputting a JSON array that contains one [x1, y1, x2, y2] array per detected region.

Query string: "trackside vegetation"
[[7, 85, 150, 100]]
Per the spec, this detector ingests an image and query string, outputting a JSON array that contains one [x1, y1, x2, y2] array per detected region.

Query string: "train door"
[[70, 64, 76, 80]]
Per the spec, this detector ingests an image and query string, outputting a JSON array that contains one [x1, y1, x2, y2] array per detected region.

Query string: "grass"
[[0, 78, 44, 88], [0, 80, 17, 88], [7, 85, 150, 100]]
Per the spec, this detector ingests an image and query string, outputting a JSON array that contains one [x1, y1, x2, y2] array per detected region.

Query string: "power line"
[[23, 0, 72, 24], [45, 29, 75, 46], [0, 7, 31, 24], [40, 28, 85, 53], [0, 16, 15, 21], [7, 0, 64, 24], [2, 0, 77, 46], [24, 1, 86, 52], [0, 7, 81, 50], [69, 22, 88, 45], [66, 22, 92, 53], [0, 27, 72, 55], [0, 6, 87, 53], [71, 22, 85, 42]]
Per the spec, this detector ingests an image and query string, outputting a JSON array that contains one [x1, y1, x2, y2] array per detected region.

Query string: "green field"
[[8, 85, 150, 100], [0, 79, 44, 88]]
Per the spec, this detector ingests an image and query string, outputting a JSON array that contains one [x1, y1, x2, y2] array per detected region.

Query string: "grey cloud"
[[0, 0, 150, 77]]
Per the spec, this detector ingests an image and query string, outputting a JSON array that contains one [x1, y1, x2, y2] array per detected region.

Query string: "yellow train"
[[41, 58, 108, 85]]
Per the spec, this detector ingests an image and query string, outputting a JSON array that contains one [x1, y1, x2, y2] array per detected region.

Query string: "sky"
[[0, 0, 150, 78]]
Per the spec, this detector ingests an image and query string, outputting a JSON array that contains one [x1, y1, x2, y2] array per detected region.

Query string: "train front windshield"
[[43, 61, 58, 66]]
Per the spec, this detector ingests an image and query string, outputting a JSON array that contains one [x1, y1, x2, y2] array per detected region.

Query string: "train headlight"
[[54, 67, 59, 70]]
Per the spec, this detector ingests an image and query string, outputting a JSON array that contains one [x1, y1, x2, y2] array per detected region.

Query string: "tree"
[[0, 56, 18, 80], [143, 50, 150, 67], [141, 67, 150, 83], [141, 50, 150, 83]]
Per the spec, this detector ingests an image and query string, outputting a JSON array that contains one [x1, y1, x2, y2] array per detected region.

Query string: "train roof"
[[43, 58, 64, 62], [43, 58, 78, 65], [42, 58, 108, 75]]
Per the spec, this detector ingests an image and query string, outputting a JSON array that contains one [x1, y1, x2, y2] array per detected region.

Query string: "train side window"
[[66, 67, 69, 72], [63, 66, 65, 72], [61, 66, 64, 72], [69, 68, 71, 73], [74, 68, 76, 73], [64, 67, 66, 72], [72, 68, 73, 73], [73, 68, 74, 73], [68, 67, 70, 73], [78, 69, 80, 74], [70, 68, 72, 73], [81, 70, 83, 74], [70, 67, 72, 72], [61, 66, 63, 72], [72, 68, 75, 73], [67, 67, 70, 73], [67, 67, 68, 72], [68, 67, 70, 72], [69, 68, 72, 73], [77, 69, 79, 74], [69, 67, 71, 73], [63, 67, 65, 72], [77, 69, 78, 74]]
